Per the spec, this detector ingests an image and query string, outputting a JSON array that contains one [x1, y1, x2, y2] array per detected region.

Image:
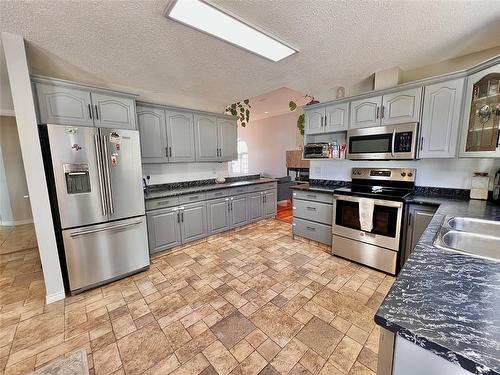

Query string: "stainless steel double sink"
[[434, 216, 500, 261]]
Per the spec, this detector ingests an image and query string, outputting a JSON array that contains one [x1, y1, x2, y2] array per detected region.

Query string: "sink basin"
[[445, 216, 500, 237], [435, 230, 500, 261]]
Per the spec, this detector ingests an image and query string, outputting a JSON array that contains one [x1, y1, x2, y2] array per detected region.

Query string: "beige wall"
[[0, 115, 32, 225], [238, 111, 303, 178]]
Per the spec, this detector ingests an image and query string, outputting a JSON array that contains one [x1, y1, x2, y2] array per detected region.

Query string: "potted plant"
[[289, 95, 318, 135]]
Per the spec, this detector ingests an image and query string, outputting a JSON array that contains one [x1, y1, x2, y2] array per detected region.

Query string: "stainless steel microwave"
[[347, 123, 419, 160]]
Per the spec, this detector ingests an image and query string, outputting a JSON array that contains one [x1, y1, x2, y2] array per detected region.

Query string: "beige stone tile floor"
[[0, 220, 395, 375]]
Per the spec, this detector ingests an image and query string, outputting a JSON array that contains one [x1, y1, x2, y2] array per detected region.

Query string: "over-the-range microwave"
[[347, 122, 419, 160]]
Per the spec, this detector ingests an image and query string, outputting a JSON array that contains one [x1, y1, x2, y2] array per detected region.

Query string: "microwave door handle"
[[94, 134, 107, 215], [391, 129, 396, 157]]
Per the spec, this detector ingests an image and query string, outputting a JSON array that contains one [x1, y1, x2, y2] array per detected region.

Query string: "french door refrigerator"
[[40, 124, 149, 294]]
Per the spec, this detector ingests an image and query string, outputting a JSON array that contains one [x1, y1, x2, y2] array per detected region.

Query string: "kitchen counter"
[[144, 177, 276, 200], [375, 195, 500, 375], [290, 180, 347, 194]]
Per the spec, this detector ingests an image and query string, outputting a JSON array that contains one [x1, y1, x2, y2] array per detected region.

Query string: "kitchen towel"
[[358, 198, 374, 232]]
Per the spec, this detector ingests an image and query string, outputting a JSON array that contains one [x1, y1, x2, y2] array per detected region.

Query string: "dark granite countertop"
[[290, 180, 347, 194], [144, 177, 276, 200], [375, 196, 500, 375]]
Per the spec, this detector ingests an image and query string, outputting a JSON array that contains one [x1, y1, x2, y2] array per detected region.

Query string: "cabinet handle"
[[376, 107, 380, 119], [94, 105, 99, 120], [306, 194, 316, 198], [306, 206, 316, 211], [324, 115, 327, 127], [169, 147, 172, 157], [420, 137, 424, 151], [381, 105, 385, 119], [320, 116, 323, 127], [88, 104, 93, 119], [177, 211, 180, 223], [408, 212, 412, 227], [306, 226, 316, 231], [181, 211, 184, 222]]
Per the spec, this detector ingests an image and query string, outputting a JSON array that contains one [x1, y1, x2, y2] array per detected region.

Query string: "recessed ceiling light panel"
[[165, 0, 297, 62]]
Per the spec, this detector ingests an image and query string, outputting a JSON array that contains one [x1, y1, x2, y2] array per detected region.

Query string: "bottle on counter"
[[331, 141, 339, 158]]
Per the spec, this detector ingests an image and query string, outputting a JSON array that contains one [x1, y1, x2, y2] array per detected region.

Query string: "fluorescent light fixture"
[[166, 0, 297, 62]]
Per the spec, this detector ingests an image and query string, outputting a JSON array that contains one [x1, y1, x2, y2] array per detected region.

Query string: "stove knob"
[[408, 172, 413, 177], [401, 172, 407, 177]]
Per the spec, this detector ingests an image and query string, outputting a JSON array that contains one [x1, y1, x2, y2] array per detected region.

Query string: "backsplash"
[[310, 158, 500, 190]]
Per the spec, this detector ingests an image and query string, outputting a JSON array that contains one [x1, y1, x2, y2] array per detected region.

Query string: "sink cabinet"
[[402, 204, 437, 266]]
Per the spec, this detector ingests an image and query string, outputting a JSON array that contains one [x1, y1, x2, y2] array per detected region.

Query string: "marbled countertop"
[[375, 196, 500, 375], [290, 181, 346, 194], [144, 177, 276, 200]]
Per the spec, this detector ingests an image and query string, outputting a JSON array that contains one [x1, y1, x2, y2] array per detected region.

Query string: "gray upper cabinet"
[[35, 82, 94, 127], [146, 208, 182, 253], [92, 92, 136, 130], [230, 195, 248, 228], [324, 102, 349, 132], [137, 105, 168, 163], [218, 118, 238, 161], [166, 110, 196, 163], [207, 198, 230, 234], [304, 108, 324, 134], [349, 96, 382, 129], [381, 87, 422, 126], [420, 78, 464, 158], [194, 115, 218, 161], [248, 192, 264, 222], [180, 202, 207, 243]]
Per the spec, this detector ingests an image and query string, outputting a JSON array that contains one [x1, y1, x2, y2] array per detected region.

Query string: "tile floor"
[[0, 220, 394, 375]]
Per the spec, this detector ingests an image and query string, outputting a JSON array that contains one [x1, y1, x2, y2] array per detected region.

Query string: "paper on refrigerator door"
[[358, 198, 375, 232]]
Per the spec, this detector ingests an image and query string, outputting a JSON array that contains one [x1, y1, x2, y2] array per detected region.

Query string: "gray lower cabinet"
[[402, 204, 437, 265], [166, 110, 196, 162], [137, 105, 168, 163], [207, 197, 230, 234], [263, 190, 277, 218], [180, 202, 207, 243], [292, 190, 333, 245], [34, 80, 136, 129], [293, 218, 332, 245], [230, 195, 248, 227], [248, 192, 264, 222], [146, 207, 182, 253]]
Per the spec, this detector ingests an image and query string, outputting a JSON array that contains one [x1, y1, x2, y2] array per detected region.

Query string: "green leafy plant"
[[225, 99, 251, 127], [289, 95, 318, 135]]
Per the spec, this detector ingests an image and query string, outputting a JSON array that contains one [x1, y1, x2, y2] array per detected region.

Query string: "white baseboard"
[[45, 291, 66, 304], [0, 218, 33, 226]]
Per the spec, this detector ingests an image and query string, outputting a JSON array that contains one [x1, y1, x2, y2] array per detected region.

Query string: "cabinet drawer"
[[206, 189, 228, 200], [229, 186, 248, 196], [293, 218, 332, 245], [292, 190, 332, 204], [179, 192, 206, 204], [293, 199, 332, 225], [145, 196, 179, 211], [247, 182, 276, 192]]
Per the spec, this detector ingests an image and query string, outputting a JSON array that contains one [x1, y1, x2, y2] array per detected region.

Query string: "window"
[[229, 139, 249, 174]]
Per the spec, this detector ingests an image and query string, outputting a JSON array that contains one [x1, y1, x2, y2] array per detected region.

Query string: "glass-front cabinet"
[[460, 63, 500, 157]]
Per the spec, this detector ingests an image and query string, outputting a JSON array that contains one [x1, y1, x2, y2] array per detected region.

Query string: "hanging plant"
[[289, 94, 318, 135], [225, 99, 251, 127]]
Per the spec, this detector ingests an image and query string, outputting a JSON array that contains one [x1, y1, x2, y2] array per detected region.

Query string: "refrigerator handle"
[[70, 219, 142, 237], [102, 135, 115, 214], [94, 134, 107, 215]]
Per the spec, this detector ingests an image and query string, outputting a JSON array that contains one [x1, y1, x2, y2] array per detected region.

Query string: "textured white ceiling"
[[249, 87, 309, 121], [1, 0, 500, 113]]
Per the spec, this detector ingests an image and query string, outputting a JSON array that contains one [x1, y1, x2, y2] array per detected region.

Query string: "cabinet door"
[[137, 105, 168, 163], [381, 87, 422, 126], [92, 93, 136, 129], [304, 108, 324, 134], [264, 190, 277, 218], [324, 102, 348, 132], [420, 79, 464, 158], [194, 115, 218, 161], [165, 110, 196, 162], [207, 198, 230, 234], [180, 202, 207, 243], [349, 96, 382, 129], [459, 63, 500, 158], [35, 82, 94, 126], [146, 208, 181, 254], [403, 205, 436, 264], [248, 193, 264, 222], [218, 118, 238, 161], [230, 195, 248, 228]]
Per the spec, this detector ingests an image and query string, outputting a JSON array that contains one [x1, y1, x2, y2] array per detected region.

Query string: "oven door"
[[347, 123, 418, 160], [332, 194, 403, 251]]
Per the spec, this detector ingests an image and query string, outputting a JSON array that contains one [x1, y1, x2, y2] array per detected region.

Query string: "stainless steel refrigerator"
[[40, 124, 149, 294]]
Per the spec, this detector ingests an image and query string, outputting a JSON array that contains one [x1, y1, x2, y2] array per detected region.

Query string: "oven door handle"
[[333, 194, 402, 208], [391, 129, 396, 157]]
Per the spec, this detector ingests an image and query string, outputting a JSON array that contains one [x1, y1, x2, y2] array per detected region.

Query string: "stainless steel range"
[[332, 168, 416, 275]]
